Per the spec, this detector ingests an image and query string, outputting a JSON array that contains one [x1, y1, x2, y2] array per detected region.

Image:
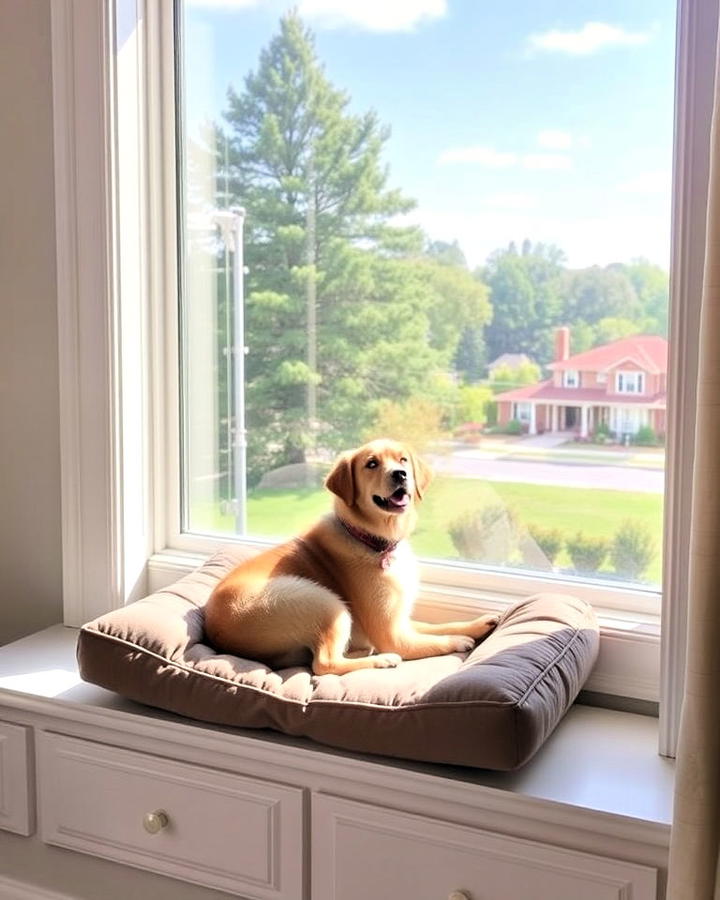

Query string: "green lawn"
[[192, 477, 663, 586]]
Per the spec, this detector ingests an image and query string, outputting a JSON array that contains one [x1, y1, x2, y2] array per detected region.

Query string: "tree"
[[454, 326, 486, 382], [202, 12, 416, 477], [426, 239, 468, 268], [488, 360, 541, 392], [610, 258, 669, 336], [480, 241, 564, 365], [204, 12, 489, 483], [559, 266, 640, 326]]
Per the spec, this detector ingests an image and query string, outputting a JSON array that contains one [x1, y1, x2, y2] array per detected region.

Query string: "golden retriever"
[[204, 438, 497, 674]]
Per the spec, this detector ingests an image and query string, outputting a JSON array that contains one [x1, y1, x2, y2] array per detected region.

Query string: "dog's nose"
[[391, 469, 407, 485]]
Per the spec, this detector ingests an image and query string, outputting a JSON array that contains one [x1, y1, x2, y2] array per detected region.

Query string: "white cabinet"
[[37, 732, 304, 900], [0, 720, 33, 836], [312, 794, 658, 900]]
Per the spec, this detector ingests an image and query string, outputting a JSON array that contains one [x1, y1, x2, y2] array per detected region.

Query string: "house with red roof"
[[494, 328, 668, 440]]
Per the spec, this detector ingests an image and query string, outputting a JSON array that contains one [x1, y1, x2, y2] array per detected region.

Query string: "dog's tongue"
[[388, 488, 409, 509]]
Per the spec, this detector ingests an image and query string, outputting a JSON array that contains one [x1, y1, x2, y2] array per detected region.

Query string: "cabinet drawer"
[[0, 721, 33, 836], [312, 795, 657, 900], [38, 732, 304, 900]]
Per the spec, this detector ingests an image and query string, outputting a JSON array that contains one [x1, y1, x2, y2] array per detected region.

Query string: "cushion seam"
[[80, 627, 528, 712], [515, 615, 590, 706]]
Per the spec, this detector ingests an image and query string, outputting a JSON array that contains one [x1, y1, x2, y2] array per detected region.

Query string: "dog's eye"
[[400, 456, 408, 464], [365, 458, 378, 469]]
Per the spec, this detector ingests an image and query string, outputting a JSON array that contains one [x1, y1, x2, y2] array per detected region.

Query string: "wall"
[[0, 0, 63, 644], [0, 8, 227, 899]]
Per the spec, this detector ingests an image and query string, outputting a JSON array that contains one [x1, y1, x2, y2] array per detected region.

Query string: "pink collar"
[[337, 518, 399, 569]]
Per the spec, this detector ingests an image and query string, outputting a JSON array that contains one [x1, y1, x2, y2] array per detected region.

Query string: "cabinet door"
[[0, 721, 33, 836], [312, 794, 657, 900], [38, 732, 305, 900]]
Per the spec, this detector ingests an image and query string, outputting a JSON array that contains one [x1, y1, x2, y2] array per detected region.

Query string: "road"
[[429, 449, 664, 494]]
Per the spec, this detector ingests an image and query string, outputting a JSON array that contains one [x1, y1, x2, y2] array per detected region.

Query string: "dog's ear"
[[325, 451, 356, 507], [410, 449, 433, 502]]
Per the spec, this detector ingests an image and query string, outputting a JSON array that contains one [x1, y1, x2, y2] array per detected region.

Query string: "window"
[[51, 0, 717, 754], [175, 0, 675, 598], [616, 370, 645, 394], [514, 402, 532, 423]]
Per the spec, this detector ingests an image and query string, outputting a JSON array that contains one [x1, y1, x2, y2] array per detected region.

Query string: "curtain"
[[666, 26, 720, 900]]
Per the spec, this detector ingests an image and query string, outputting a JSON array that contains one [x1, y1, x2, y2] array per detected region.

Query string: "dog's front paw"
[[467, 614, 500, 640], [451, 635, 476, 653], [372, 652, 402, 668]]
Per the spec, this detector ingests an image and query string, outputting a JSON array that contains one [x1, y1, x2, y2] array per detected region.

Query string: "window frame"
[[563, 369, 580, 388], [616, 370, 645, 394], [51, 0, 716, 753]]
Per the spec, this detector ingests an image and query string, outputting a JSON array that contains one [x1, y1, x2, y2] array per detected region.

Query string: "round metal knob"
[[448, 892, 471, 900], [142, 810, 169, 834]]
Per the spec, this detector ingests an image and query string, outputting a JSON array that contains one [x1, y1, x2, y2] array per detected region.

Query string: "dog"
[[204, 438, 498, 674]]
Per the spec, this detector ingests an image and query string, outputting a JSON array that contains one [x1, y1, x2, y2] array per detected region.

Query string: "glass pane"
[[177, 0, 674, 591]]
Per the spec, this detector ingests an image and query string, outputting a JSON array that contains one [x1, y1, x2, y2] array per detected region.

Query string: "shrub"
[[566, 532, 609, 573], [527, 524, 564, 565], [592, 422, 612, 444], [610, 519, 656, 581], [449, 505, 519, 565], [633, 425, 658, 447], [505, 418, 523, 436]]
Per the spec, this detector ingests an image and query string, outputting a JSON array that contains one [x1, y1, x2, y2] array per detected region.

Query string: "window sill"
[[147, 548, 662, 702]]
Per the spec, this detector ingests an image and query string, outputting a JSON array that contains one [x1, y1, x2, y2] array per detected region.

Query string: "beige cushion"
[[77, 546, 599, 770]]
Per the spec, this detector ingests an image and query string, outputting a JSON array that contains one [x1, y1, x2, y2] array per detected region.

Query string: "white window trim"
[[658, 0, 716, 756], [562, 369, 579, 388], [51, 0, 713, 751]]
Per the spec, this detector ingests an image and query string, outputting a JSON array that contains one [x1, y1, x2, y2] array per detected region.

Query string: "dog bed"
[[77, 546, 599, 770]]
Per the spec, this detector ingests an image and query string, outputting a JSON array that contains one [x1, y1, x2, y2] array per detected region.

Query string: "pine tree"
[[204, 12, 490, 483]]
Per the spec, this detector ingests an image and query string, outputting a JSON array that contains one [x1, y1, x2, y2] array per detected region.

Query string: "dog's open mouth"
[[373, 487, 410, 513]]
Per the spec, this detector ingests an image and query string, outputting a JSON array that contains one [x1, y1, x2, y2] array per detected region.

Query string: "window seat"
[[0, 625, 674, 899]]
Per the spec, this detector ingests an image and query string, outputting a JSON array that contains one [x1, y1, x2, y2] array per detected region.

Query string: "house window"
[[617, 371, 645, 394], [174, 0, 675, 598], [514, 403, 531, 423]]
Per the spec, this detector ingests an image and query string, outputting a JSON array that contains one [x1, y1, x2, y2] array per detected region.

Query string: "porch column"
[[580, 405, 589, 438], [529, 403, 537, 435], [551, 404, 559, 432]]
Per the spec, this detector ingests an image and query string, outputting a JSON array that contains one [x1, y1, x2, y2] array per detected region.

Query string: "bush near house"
[[566, 532, 610, 573], [591, 422, 613, 444], [633, 425, 659, 447]]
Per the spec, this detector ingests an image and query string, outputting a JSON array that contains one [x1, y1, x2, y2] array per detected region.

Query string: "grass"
[[191, 476, 664, 586]]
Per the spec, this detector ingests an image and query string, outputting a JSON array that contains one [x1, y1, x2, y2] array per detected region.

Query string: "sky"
[[182, 0, 677, 270]]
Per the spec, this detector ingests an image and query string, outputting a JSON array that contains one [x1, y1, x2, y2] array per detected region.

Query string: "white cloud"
[[437, 145, 572, 171], [297, 0, 447, 32], [528, 22, 654, 56], [537, 129, 573, 150], [617, 169, 671, 195]]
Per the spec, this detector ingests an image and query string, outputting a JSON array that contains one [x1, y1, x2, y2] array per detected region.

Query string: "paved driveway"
[[429, 451, 664, 494]]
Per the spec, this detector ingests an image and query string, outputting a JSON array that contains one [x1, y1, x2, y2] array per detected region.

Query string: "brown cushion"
[[77, 546, 599, 770]]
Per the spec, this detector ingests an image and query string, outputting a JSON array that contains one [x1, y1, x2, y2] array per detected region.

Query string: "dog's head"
[[325, 439, 433, 538]]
